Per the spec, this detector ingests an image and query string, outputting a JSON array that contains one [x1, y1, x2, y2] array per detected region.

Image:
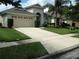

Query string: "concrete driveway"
[[15, 28, 79, 54]]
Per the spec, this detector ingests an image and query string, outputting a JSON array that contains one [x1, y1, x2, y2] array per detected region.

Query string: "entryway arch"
[[35, 13, 41, 27]]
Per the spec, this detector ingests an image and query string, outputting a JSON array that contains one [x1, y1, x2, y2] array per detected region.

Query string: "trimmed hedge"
[[7, 19, 13, 28]]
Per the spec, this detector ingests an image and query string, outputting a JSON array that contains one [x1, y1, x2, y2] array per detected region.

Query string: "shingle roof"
[[0, 8, 37, 16], [25, 4, 44, 9]]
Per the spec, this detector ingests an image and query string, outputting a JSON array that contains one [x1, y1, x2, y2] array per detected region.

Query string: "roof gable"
[[0, 8, 36, 16], [31, 4, 41, 7], [25, 4, 44, 9]]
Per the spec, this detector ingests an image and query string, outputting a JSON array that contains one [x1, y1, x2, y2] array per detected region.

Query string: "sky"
[[0, 0, 75, 12]]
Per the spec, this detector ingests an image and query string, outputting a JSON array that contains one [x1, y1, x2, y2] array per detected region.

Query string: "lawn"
[[44, 27, 79, 35], [0, 42, 48, 59], [0, 28, 30, 42]]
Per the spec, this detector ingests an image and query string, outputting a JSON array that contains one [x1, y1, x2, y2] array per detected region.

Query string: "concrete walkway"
[[14, 28, 79, 54], [0, 28, 79, 54]]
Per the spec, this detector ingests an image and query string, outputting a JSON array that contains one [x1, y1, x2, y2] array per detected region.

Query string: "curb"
[[37, 44, 79, 59]]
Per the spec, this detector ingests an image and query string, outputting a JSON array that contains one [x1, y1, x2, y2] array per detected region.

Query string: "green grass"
[[0, 28, 30, 42], [0, 42, 48, 59], [44, 27, 79, 35]]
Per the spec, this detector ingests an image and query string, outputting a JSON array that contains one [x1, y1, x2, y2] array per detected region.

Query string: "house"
[[0, 4, 45, 28], [66, 20, 79, 27], [26, 4, 44, 27]]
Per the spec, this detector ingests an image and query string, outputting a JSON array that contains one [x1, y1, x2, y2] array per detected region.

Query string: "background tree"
[[44, 4, 54, 26], [48, 0, 70, 27], [0, 0, 21, 7], [66, 0, 79, 21], [54, 0, 71, 27]]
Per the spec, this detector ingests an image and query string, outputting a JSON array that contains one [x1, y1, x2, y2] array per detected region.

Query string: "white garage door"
[[13, 18, 35, 27]]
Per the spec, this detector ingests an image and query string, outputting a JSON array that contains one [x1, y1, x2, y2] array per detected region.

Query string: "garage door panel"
[[13, 18, 35, 27]]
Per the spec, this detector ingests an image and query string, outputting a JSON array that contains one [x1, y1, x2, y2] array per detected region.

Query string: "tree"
[[48, 0, 70, 27], [7, 19, 13, 28], [65, 0, 79, 21], [44, 4, 54, 26], [0, 0, 21, 7], [75, 0, 79, 3], [55, 0, 71, 27]]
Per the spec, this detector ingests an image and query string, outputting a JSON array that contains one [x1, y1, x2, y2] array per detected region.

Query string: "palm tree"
[[44, 4, 55, 26], [67, 0, 79, 21], [48, 0, 71, 27], [55, 0, 72, 27], [75, 0, 79, 3]]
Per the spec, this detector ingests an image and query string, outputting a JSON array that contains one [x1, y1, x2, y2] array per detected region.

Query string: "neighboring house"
[[0, 4, 45, 28], [66, 20, 79, 27], [48, 7, 79, 27]]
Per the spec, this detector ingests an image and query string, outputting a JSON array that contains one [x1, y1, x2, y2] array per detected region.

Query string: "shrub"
[[7, 19, 13, 28], [0, 23, 2, 27], [43, 22, 48, 27], [61, 22, 70, 28], [35, 20, 40, 27]]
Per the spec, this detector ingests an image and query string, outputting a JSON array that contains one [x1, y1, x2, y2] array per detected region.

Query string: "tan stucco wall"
[[67, 20, 79, 27], [75, 22, 79, 27], [67, 20, 72, 26], [27, 8, 44, 26], [0, 16, 3, 23], [27, 8, 34, 13], [0, 16, 8, 27], [33, 8, 44, 26]]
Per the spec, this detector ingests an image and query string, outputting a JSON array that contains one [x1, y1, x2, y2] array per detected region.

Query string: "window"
[[12, 16, 17, 18]]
